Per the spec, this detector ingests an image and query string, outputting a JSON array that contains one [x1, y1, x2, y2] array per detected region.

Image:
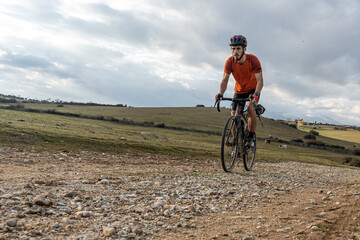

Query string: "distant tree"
[[309, 130, 319, 136], [196, 104, 205, 107]]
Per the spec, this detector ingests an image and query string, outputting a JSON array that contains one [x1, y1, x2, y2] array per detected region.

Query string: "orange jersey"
[[224, 54, 262, 94]]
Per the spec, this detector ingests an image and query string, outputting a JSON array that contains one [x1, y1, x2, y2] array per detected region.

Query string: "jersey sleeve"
[[249, 55, 262, 73], [224, 57, 233, 74]]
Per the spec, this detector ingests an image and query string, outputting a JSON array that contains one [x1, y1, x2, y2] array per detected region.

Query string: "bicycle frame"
[[217, 97, 250, 123], [216, 97, 256, 172]]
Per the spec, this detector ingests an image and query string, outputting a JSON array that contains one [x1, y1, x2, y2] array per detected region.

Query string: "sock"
[[249, 132, 255, 138]]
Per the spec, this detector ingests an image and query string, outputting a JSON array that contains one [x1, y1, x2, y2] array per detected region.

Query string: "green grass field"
[[0, 103, 359, 169], [299, 125, 360, 145], [3, 102, 357, 148]]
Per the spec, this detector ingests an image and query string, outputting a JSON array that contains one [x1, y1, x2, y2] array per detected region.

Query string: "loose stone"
[[6, 218, 17, 227]]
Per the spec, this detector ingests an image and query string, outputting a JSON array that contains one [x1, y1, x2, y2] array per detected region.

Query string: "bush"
[[314, 141, 325, 146], [342, 157, 353, 164], [304, 134, 316, 140], [143, 121, 155, 126], [278, 139, 288, 143], [333, 127, 347, 131], [353, 149, 360, 156], [309, 130, 319, 136], [328, 144, 345, 150], [8, 104, 25, 110], [291, 138, 303, 143], [287, 123, 297, 129], [350, 158, 360, 167], [57, 104, 64, 107], [156, 123, 166, 128]]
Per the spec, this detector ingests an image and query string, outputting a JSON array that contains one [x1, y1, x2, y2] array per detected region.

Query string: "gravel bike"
[[215, 97, 265, 172]]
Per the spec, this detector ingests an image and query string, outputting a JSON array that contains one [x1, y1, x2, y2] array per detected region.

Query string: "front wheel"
[[243, 133, 256, 171], [221, 116, 238, 172]]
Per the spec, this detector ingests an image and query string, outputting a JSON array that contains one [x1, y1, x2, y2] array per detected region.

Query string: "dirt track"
[[0, 147, 359, 239]]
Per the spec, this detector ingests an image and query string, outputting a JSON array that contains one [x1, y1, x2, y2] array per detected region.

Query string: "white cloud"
[[0, 0, 359, 125]]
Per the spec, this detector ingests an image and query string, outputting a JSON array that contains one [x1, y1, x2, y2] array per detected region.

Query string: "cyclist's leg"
[[246, 89, 256, 135], [247, 101, 257, 133]]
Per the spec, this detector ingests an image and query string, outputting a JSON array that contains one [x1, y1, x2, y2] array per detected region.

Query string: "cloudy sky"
[[0, 0, 359, 126]]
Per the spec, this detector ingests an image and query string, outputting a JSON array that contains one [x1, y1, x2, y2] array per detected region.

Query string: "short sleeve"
[[224, 57, 233, 74], [249, 55, 262, 73]]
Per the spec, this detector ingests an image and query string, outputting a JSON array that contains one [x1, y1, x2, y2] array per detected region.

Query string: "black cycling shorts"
[[231, 89, 255, 110]]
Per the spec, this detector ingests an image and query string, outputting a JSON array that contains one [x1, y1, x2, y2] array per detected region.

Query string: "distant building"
[[296, 119, 305, 127]]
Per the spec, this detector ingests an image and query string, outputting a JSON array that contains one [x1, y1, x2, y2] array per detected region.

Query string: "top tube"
[[221, 97, 250, 103]]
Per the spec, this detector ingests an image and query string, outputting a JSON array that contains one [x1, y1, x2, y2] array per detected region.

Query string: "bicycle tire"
[[221, 116, 238, 172], [238, 119, 245, 161], [243, 132, 256, 171]]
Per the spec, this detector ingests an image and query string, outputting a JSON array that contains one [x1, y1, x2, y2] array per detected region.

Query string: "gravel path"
[[0, 147, 359, 239]]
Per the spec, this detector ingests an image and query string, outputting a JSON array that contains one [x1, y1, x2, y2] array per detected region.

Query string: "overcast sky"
[[0, 0, 359, 126]]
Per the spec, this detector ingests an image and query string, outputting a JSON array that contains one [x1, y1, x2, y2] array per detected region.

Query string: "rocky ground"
[[0, 146, 359, 240]]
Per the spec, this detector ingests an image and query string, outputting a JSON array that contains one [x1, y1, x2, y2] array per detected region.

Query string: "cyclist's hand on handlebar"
[[251, 92, 260, 105], [251, 97, 258, 105], [215, 93, 223, 102]]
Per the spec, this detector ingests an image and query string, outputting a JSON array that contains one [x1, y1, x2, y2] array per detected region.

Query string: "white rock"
[[103, 226, 116, 237]]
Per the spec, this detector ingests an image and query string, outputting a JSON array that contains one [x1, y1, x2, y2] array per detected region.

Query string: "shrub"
[[350, 158, 360, 167], [57, 104, 64, 107], [8, 104, 25, 110], [328, 144, 345, 150], [314, 141, 325, 146], [310, 130, 319, 136], [304, 134, 316, 140], [287, 123, 297, 129], [0, 98, 17, 103], [353, 149, 360, 156], [143, 121, 155, 126], [196, 104, 205, 107], [333, 127, 347, 131], [291, 138, 303, 143], [342, 157, 353, 164], [156, 123, 166, 128], [45, 109, 57, 114]]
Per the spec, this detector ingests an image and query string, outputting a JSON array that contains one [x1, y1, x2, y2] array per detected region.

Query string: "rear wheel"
[[243, 133, 256, 171], [221, 116, 238, 172]]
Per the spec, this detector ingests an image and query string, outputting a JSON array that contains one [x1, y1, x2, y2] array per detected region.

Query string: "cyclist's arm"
[[251, 72, 263, 104], [254, 72, 263, 94], [219, 73, 230, 95]]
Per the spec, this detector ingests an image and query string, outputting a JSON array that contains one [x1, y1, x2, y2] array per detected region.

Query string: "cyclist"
[[215, 35, 264, 147]]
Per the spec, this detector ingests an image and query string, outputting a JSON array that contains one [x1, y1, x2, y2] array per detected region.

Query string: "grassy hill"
[[0, 101, 359, 169], [2, 102, 357, 147]]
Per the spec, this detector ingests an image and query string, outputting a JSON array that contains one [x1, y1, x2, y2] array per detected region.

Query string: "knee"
[[231, 110, 236, 116]]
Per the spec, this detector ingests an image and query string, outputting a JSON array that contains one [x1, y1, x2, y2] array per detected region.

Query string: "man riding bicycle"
[[215, 35, 264, 147]]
